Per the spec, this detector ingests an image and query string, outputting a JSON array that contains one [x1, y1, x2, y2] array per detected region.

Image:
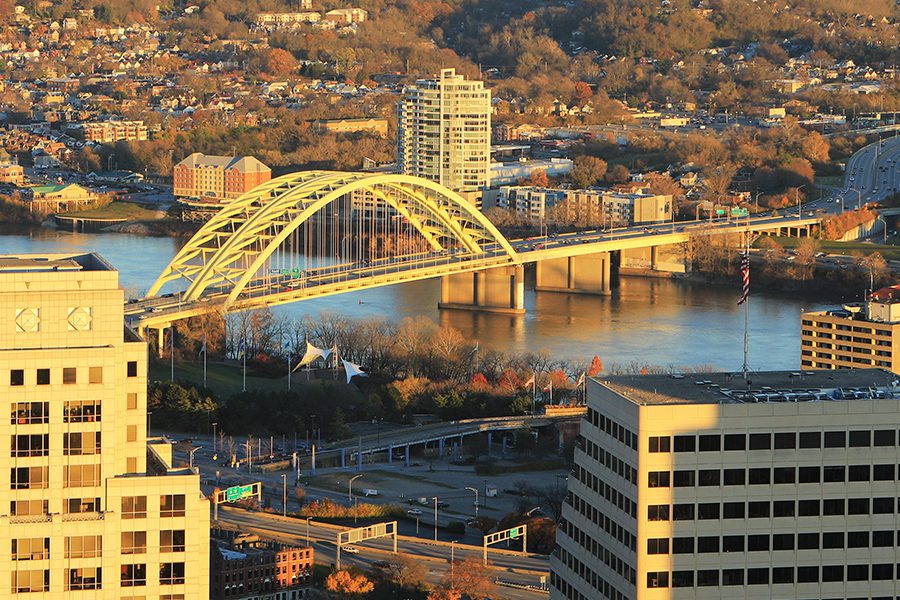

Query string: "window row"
[[10, 433, 101, 457], [575, 464, 637, 520], [562, 515, 635, 585], [122, 495, 186, 519], [11, 396, 134, 425], [122, 530, 186, 554], [8, 366, 113, 387], [582, 437, 637, 486], [554, 545, 629, 600], [587, 408, 638, 451], [568, 490, 637, 552], [647, 530, 900, 554], [647, 564, 900, 588], [121, 563, 185, 586], [647, 497, 900, 520], [648, 429, 897, 453], [647, 464, 900, 487]]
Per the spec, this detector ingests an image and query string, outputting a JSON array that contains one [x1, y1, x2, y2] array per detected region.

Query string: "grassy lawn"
[[148, 360, 289, 395], [760, 236, 900, 261], [59, 201, 164, 220]]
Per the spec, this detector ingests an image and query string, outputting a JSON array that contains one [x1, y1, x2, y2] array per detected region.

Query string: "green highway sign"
[[225, 484, 255, 502], [510, 526, 522, 539]]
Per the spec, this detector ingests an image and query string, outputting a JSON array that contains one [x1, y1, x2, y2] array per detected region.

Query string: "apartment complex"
[[397, 68, 491, 192], [0, 252, 209, 598], [0, 162, 24, 186], [801, 286, 900, 374], [311, 117, 388, 136], [550, 369, 900, 600], [212, 531, 313, 599], [173, 153, 271, 202], [497, 185, 672, 226], [72, 121, 148, 143]]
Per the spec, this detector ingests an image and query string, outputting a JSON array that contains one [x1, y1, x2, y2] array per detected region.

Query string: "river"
[[0, 225, 822, 371]]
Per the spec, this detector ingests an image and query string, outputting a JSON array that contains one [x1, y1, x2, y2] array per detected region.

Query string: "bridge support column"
[[438, 438, 444, 459], [487, 432, 492, 456], [388, 444, 393, 465], [404, 445, 410, 467], [311, 444, 316, 476], [341, 448, 346, 469], [536, 252, 612, 295], [650, 246, 659, 271], [439, 265, 525, 314]]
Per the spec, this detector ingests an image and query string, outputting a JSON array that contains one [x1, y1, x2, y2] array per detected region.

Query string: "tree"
[[427, 589, 462, 600], [570, 155, 607, 188], [467, 516, 498, 536], [588, 356, 603, 377], [528, 168, 550, 187], [384, 555, 426, 589], [325, 570, 374, 597], [442, 557, 493, 599], [264, 48, 298, 77], [605, 164, 630, 184]]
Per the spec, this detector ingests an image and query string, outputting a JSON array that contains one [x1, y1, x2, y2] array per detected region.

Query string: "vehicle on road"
[[407, 508, 423, 516], [342, 546, 359, 554]]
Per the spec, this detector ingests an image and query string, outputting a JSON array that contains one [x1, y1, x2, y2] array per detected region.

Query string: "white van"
[[363, 488, 378, 497]]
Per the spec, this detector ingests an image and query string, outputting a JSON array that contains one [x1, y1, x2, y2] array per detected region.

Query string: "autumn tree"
[[264, 48, 298, 78], [587, 356, 603, 377], [325, 570, 374, 597], [528, 168, 550, 187], [569, 155, 607, 189], [441, 557, 493, 599], [383, 555, 426, 589]]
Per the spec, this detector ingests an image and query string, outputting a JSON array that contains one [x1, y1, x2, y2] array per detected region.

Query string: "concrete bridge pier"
[[149, 325, 172, 359], [439, 265, 525, 314], [535, 252, 612, 295]]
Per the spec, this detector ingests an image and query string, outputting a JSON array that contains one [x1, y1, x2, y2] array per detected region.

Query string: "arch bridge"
[[127, 170, 820, 337]]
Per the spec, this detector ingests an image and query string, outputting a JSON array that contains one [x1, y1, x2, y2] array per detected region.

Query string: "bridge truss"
[[147, 172, 519, 306]]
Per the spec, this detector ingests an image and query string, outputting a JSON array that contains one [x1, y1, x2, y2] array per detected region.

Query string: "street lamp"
[[348, 474, 363, 504], [305, 517, 314, 547], [433, 496, 439, 541], [450, 540, 458, 581], [853, 189, 862, 210], [796, 184, 806, 220], [281, 474, 287, 517], [188, 446, 201, 469], [212, 422, 218, 459], [877, 216, 887, 243], [465, 487, 479, 518]]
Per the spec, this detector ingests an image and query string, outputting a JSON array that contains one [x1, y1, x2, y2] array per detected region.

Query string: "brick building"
[[173, 153, 272, 203], [211, 531, 312, 600]]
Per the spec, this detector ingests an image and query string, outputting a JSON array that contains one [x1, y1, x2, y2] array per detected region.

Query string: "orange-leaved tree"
[[325, 570, 374, 597]]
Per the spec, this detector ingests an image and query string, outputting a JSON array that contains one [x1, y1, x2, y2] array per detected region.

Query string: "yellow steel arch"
[[148, 171, 518, 305]]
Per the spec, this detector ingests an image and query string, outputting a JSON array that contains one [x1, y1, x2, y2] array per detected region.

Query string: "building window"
[[824, 431, 846, 447], [64, 497, 100, 514], [748, 468, 770, 485], [671, 571, 693, 587], [673, 435, 695, 452], [648, 472, 670, 488], [646, 572, 668, 588], [723, 502, 745, 519], [747, 568, 768, 585], [121, 531, 146, 555], [748, 534, 768, 551], [821, 565, 843, 582], [798, 499, 820, 516], [10, 466, 48, 489], [122, 496, 147, 519], [723, 468, 745, 485], [849, 430, 871, 447], [11, 402, 48, 424], [65, 535, 102, 558], [673, 470, 695, 487], [847, 564, 868, 581], [823, 465, 845, 482], [65, 567, 101, 590], [722, 535, 744, 552], [63, 367, 76, 384], [697, 536, 719, 552], [88, 367, 102, 384], [35, 369, 49, 385], [120, 564, 146, 587], [11, 434, 48, 457], [723, 434, 745, 450], [772, 533, 794, 550], [648, 436, 670, 452], [10, 369, 24, 386], [672, 537, 694, 554], [64, 432, 101, 456], [127, 425, 137, 443], [823, 498, 845, 515], [647, 505, 669, 521], [159, 562, 185, 585], [798, 466, 820, 483], [64, 399, 101, 423], [647, 538, 668, 554], [127, 393, 138, 410], [873, 429, 896, 446], [11, 500, 47, 517], [773, 467, 795, 484], [697, 569, 718, 586], [160, 494, 186, 517], [64, 464, 101, 488], [722, 569, 743, 586], [698, 469, 720, 486], [127, 361, 138, 377], [822, 532, 844, 548], [748, 433, 770, 450], [774, 432, 795, 449], [673, 504, 694, 520], [847, 498, 869, 515], [848, 464, 870, 481], [797, 532, 819, 549], [698, 435, 720, 451], [11, 570, 49, 593], [12, 537, 49, 561], [847, 531, 869, 547], [772, 567, 793, 584], [160, 530, 186, 553]]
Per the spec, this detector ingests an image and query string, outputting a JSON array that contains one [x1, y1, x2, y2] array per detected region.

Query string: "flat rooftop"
[[597, 369, 898, 406], [0, 253, 113, 273]]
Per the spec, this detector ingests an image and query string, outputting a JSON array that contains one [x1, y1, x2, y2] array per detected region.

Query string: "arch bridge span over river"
[[0, 224, 817, 371]]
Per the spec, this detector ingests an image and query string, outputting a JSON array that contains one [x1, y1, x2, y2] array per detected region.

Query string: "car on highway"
[[342, 546, 359, 554], [406, 508, 423, 516]]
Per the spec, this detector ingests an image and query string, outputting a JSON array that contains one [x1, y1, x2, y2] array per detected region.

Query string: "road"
[[215, 505, 550, 599]]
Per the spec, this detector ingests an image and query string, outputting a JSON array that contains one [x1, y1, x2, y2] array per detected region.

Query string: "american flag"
[[737, 251, 750, 305]]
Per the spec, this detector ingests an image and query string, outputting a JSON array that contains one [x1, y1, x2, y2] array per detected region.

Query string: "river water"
[[0, 225, 822, 371]]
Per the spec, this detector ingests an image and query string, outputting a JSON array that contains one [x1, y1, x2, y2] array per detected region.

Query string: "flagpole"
[[170, 327, 174, 382], [203, 331, 207, 389], [531, 372, 536, 418], [287, 343, 291, 392], [741, 234, 750, 380], [242, 341, 247, 392]]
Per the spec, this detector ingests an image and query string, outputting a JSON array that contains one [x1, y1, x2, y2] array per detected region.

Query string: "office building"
[[801, 286, 900, 374], [0, 162, 24, 186], [173, 153, 271, 203], [0, 253, 209, 598], [397, 68, 491, 193], [550, 369, 900, 600]]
